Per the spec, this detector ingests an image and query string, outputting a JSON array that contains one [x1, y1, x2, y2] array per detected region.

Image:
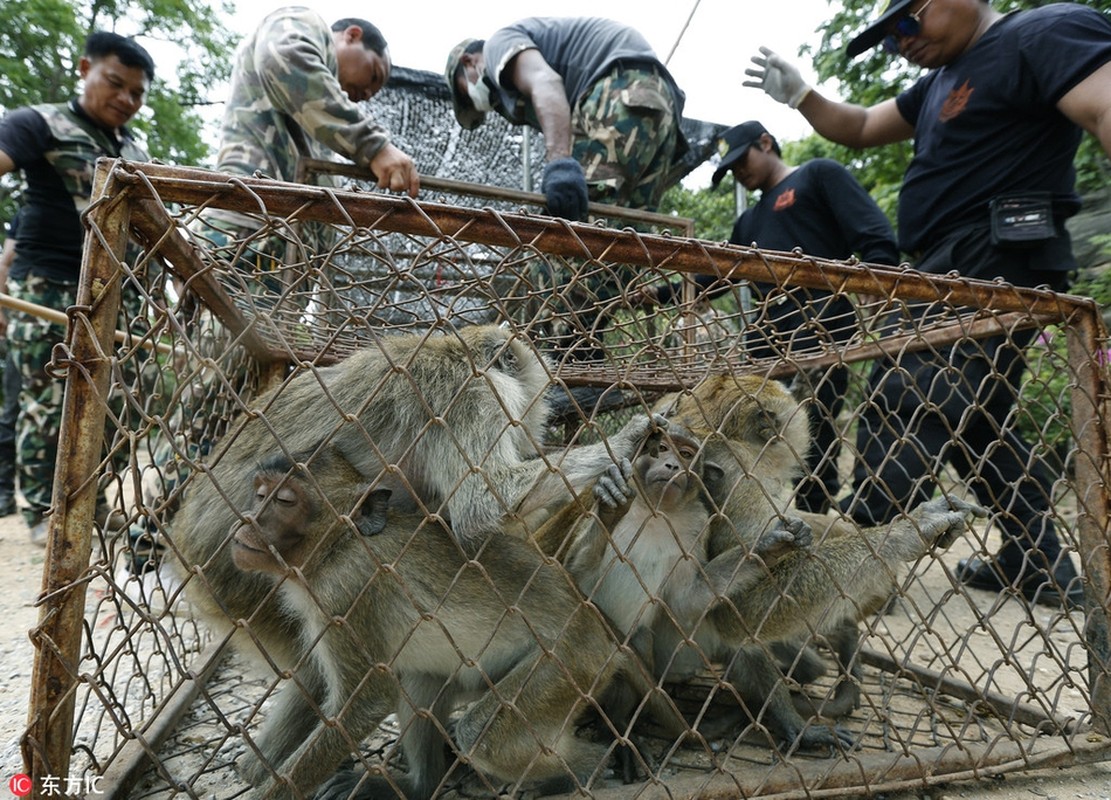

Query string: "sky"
[[177, 0, 844, 187]]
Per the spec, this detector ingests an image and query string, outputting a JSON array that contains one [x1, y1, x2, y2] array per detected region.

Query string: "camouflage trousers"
[[522, 67, 681, 362], [7, 275, 78, 525], [571, 65, 681, 213]]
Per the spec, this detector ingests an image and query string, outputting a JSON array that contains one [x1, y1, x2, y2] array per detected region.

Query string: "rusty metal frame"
[[22, 159, 1111, 798]]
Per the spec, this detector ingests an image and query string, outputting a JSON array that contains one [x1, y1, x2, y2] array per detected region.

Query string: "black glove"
[[541, 157, 589, 221]]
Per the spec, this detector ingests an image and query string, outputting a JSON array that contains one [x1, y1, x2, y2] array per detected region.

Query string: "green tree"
[[660, 182, 738, 242], [0, 0, 238, 219]]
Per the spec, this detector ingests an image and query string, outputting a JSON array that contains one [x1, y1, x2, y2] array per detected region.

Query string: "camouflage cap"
[[444, 38, 486, 130]]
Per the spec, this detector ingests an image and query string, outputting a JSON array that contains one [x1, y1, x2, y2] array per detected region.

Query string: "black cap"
[[846, 0, 916, 58], [710, 121, 769, 187]]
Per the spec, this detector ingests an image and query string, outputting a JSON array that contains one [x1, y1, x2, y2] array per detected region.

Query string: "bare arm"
[[795, 92, 915, 149], [744, 47, 914, 149], [1057, 60, 1111, 158], [0, 149, 14, 177], [506, 49, 573, 161]]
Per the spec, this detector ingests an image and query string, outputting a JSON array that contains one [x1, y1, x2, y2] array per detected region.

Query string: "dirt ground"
[[0, 510, 1108, 800]]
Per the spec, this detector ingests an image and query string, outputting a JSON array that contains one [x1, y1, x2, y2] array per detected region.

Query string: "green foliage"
[[0, 0, 239, 219], [659, 183, 738, 243]]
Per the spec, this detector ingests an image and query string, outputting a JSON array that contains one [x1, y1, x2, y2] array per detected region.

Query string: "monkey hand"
[[608, 413, 669, 459], [594, 458, 636, 508], [908, 494, 989, 550], [753, 516, 812, 565]]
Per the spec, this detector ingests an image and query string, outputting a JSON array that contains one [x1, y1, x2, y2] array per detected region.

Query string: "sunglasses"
[[883, 0, 936, 53]]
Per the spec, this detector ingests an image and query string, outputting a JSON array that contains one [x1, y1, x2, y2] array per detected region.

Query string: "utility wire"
[[664, 0, 703, 65]]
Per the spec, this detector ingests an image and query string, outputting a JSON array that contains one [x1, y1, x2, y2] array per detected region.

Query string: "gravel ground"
[[0, 510, 1108, 799]]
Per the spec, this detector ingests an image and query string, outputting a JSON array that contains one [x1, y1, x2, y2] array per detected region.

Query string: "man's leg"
[[0, 348, 20, 515], [8, 276, 77, 545]]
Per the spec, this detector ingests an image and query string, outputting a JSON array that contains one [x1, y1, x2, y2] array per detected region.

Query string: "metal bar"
[[23, 163, 130, 785], [127, 197, 286, 365], [97, 640, 230, 800], [297, 157, 696, 236], [106, 161, 1094, 322], [1066, 306, 1111, 736]]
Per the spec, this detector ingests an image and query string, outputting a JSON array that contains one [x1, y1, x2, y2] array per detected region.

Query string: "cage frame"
[[20, 158, 1111, 798]]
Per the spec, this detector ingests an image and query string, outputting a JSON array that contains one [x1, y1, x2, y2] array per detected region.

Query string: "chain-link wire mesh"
[[20, 159, 1111, 800]]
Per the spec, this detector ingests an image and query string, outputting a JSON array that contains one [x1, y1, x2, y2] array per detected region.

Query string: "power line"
[[664, 0, 703, 66]]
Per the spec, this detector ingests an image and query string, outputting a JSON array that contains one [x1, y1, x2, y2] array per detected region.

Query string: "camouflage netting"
[[371, 66, 724, 197], [19, 155, 1111, 800]]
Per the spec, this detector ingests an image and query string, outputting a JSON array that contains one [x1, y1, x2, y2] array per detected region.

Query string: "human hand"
[[369, 143, 420, 198], [541, 157, 589, 221], [743, 46, 811, 109]]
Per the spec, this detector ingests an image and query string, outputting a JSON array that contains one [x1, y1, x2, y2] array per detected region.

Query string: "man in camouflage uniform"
[[446, 17, 687, 220], [0, 32, 155, 543], [446, 18, 689, 364], [195, 7, 420, 302]]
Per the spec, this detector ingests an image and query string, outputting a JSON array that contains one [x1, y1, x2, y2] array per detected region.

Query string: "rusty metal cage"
[[20, 159, 1111, 799]]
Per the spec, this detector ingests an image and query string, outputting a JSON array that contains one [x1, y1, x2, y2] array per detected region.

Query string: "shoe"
[[957, 556, 1085, 610], [28, 518, 48, 548]]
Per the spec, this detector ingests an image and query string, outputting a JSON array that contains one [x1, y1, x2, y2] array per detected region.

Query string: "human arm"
[[1058, 60, 1111, 159], [744, 47, 914, 149], [0, 148, 14, 178], [503, 48, 587, 220], [821, 163, 900, 266], [253, 11, 418, 196]]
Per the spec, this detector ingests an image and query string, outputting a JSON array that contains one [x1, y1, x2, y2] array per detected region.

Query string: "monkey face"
[[640, 434, 701, 511], [231, 470, 314, 574]]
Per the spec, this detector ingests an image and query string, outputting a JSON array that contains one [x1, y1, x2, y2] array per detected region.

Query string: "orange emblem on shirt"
[[773, 188, 796, 211], [940, 80, 974, 122]]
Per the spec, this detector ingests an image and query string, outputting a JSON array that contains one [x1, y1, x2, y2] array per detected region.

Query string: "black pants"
[[748, 288, 856, 512], [840, 222, 1073, 576]]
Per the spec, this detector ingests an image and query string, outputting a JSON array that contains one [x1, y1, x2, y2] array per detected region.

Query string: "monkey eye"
[[678, 447, 696, 460]]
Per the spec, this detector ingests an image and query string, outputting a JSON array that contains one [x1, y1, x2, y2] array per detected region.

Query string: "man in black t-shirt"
[[746, 0, 1111, 608], [712, 121, 898, 514], [0, 32, 154, 544]]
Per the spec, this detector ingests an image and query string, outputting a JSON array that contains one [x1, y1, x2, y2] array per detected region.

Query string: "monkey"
[[171, 324, 661, 671], [537, 423, 815, 776], [637, 374, 987, 753], [229, 446, 626, 800]]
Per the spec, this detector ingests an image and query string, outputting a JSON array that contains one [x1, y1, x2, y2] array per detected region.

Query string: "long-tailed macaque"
[[549, 423, 816, 764], [231, 447, 623, 800], [173, 324, 659, 670], [641, 374, 986, 751]]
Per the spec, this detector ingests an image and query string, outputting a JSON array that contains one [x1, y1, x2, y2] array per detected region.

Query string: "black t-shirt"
[[483, 17, 685, 127], [0, 101, 131, 282], [895, 5, 1111, 255], [731, 159, 899, 266]]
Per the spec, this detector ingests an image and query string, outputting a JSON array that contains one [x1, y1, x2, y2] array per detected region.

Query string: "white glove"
[[744, 46, 811, 109]]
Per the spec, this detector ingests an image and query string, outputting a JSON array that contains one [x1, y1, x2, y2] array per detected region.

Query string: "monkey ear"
[[702, 461, 726, 494], [356, 488, 392, 536]]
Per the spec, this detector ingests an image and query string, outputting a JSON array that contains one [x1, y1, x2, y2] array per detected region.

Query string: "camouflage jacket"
[[215, 6, 391, 184], [4, 102, 148, 282], [30, 102, 149, 215]]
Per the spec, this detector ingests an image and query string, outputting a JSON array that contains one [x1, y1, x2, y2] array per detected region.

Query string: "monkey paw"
[[754, 516, 812, 562], [910, 494, 989, 549], [611, 412, 669, 454], [595, 458, 636, 508]]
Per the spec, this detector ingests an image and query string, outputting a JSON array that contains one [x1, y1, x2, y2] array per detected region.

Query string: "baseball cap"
[[710, 121, 769, 187], [846, 0, 917, 58], [444, 38, 486, 130]]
